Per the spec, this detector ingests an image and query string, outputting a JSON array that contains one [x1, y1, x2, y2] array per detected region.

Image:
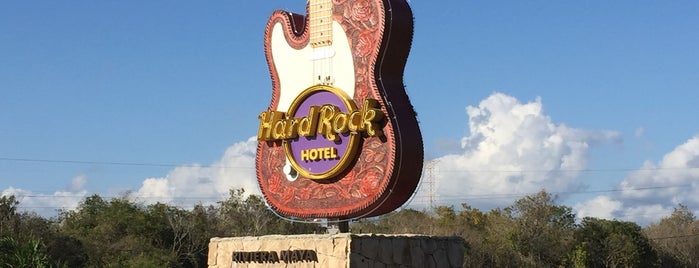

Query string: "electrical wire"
[[2, 156, 698, 173]]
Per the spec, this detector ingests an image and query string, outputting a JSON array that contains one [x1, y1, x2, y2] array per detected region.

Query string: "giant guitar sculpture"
[[256, 0, 423, 219]]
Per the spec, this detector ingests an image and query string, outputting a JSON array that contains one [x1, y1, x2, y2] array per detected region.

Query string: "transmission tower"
[[423, 160, 439, 209]]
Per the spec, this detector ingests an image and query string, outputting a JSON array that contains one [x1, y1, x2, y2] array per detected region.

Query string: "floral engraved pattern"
[[355, 31, 376, 58], [258, 0, 406, 219], [349, 0, 373, 21]]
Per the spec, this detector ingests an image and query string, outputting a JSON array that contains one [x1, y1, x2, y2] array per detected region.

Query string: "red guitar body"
[[256, 0, 423, 219]]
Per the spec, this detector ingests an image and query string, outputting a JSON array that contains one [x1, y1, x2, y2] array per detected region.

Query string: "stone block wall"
[[208, 233, 464, 268]]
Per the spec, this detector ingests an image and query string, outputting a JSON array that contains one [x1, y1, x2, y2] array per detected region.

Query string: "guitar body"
[[256, 0, 423, 219]]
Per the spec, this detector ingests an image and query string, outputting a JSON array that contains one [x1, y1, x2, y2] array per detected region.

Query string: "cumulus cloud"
[[131, 137, 259, 207], [607, 135, 699, 225], [619, 204, 673, 226], [2, 175, 89, 217], [427, 93, 621, 209], [574, 195, 622, 220], [3, 137, 261, 215], [16, 92, 696, 227]]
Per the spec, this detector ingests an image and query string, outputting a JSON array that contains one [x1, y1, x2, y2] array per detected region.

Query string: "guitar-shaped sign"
[[256, 0, 423, 219]]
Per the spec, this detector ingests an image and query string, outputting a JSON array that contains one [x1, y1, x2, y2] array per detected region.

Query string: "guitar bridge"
[[316, 75, 335, 85]]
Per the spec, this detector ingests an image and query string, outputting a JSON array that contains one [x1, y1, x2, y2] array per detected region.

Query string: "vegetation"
[[1, 190, 698, 267], [0, 190, 321, 267], [353, 191, 699, 268]]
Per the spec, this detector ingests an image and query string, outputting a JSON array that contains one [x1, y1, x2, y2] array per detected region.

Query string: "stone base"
[[208, 233, 464, 268]]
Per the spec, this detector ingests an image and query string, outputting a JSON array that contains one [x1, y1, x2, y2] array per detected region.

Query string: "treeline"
[[1, 190, 698, 267], [353, 191, 699, 267], [0, 189, 322, 267]]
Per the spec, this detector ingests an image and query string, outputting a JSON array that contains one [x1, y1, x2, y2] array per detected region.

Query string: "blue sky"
[[2, 1, 698, 225]]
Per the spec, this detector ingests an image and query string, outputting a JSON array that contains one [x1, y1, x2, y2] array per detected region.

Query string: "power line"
[[5, 184, 693, 212], [438, 166, 699, 173], [649, 233, 699, 240], [11, 194, 227, 200], [2, 156, 698, 173], [7, 185, 685, 200], [423, 185, 689, 202], [0, 157, 252, 169]]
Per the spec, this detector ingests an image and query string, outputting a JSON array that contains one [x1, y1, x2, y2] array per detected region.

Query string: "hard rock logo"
[[257, 85, 384, 180]]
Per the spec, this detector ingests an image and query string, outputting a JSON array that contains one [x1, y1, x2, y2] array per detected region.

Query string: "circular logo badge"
[[284, 85, 360, 180]]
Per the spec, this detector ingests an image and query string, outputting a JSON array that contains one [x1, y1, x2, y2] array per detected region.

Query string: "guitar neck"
[[308, 0, 333, 48]]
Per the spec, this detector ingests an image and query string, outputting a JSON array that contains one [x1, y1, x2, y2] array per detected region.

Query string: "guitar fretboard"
[[309, 0, 333, 48]]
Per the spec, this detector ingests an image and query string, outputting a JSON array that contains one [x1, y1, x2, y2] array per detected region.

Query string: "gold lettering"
[[297, 106, 320, 136], [285, 118, 299, 139], [317, 105, 339, 141], [257, 99, 385, 142], [323, 148, 330, 159], [299, 147, 339, 161], [332, 113, 348, 134], [272, 120, 286, 140], [362, 99, 384, 137], [257, 111, 282, 141], [331, 147, 338, 158], [347, 110, 362, 132], [309, 149, 318, 160]]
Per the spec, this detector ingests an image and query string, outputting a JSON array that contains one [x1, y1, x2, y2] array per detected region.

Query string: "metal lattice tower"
[[423, 160, 439, 209]]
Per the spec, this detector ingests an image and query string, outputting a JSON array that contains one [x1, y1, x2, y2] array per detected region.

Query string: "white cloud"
[[574, 195, 622, 220], [619, 204, 673, 226], [2, 175, 89, 217], [608, 135, 699, 224], [428, 93, 621, 209], [12, 92, 696, 227], [2, 137, 260, 216], [68, 175, 87, 192], [131, 136, 259, 207]]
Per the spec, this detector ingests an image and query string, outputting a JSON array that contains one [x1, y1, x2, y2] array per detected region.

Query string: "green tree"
[[481, 208, 526, 267], [507, 191, 576, 266], [215, 189, 320, 237], [456, 204, 490, 267], [0, 236, 49, 268], [216, 189, 270, 236], [13, 211, 85, 267], [59, 195, 177, 267], [0, 195, 59, 267], [0, 195, 19, 236], [351, 209, 434, 234], [154, 203, 214, 267], [644, 204, 699, 266], [576, 217, 659, 267], [180, 203, 221, 267], [434, 206, 457, 233]]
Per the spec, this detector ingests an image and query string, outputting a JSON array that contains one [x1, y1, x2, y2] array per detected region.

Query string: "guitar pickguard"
[[270, 21, 355, 112]]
